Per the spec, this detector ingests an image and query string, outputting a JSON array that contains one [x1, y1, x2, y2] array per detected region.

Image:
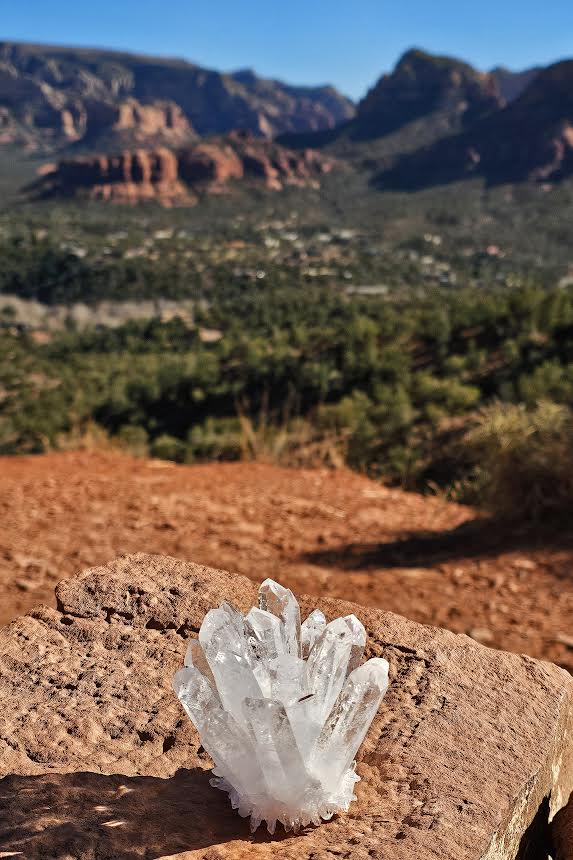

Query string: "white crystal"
[[258, 578, 301, 657], [343, 614, 367, 674], [301, 608, 326, 658], [173, 579, 389, 834], [184, 638, 217, 690]]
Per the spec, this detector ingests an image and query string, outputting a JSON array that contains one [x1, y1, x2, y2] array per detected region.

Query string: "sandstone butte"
[[27, 132, 341, 206], [0, 553, 571, 860]]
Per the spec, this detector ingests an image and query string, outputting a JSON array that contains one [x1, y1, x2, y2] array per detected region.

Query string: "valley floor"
[[0, 451, 571, 672]]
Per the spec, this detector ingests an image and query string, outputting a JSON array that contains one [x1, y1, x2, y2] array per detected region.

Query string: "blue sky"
[[2, 0, 572, 99]]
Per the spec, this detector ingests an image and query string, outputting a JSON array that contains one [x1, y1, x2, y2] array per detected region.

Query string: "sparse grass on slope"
[[462, 401, 573, 522]]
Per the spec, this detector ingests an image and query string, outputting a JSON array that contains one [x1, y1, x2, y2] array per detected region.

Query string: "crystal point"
[[259, 578, 301, 657], [184, 638, 218, 690], [301, 608, 326, 658], [343, 614, 367, 675], [173, 582, 389, 834]]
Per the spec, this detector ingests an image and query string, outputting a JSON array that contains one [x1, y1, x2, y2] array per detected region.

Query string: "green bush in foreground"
[[462, 401, 573, 521]]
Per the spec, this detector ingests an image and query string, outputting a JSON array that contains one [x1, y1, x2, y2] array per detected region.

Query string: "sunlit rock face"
[[173, 579, 389, 834]]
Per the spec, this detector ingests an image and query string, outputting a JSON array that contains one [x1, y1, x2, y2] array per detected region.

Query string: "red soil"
[[0, 451, 571, 672]]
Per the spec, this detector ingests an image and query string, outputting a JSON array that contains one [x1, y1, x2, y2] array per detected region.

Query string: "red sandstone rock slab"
[[0, 553, 571, 859]]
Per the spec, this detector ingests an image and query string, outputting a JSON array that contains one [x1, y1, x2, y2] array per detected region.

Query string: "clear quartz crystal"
[[343, 614, 367, 675], [184, 638, 217, 690], [173, 580, 389, 834], [259, 579, 301, 657], [301, 608, 326, 658]]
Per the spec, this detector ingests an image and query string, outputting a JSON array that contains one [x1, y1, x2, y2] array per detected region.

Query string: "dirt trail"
[[0, 451, 571, 671]]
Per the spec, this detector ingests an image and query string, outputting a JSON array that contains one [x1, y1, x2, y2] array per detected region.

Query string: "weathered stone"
[[113, 98, 193, 144], [179, 142, 244, 185], [0, 553, 571, 859], [34, 146, 193, 206], [27, 133, 342, 204]]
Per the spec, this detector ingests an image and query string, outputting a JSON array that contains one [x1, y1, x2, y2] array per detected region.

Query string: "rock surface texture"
[[1, 453, 572, 675], [0, 553, 571, 859]]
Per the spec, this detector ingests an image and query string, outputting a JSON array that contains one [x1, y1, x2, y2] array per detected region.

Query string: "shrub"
[[151, 434, 187, 462], [187, 418, 243, 462], [461, 400, 573, 521], [413, 373, 480, 420], [55, 420, 111, 453], [518, 361, 573, 406], [115, 425, 149, 458]]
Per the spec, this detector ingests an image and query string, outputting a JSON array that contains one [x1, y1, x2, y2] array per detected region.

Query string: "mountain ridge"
[[3, 40, 571, 194], [278, 48, 505, 164], [376, 58, 573, 188], [0, 40, 355, 151], [278, 48, 573, 191]]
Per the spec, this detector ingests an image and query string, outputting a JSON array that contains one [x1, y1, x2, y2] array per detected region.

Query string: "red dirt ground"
[[0, 451, 571, 672]]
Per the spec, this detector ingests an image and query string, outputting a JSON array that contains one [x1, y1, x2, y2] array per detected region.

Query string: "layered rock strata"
[[28, 132, 341, 204]]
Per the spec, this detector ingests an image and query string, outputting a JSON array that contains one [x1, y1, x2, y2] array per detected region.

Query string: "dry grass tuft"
[[462, 400, 573, 521]]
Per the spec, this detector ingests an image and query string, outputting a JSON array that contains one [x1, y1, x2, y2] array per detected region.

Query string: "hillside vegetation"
[[4, 274, 573, 519]]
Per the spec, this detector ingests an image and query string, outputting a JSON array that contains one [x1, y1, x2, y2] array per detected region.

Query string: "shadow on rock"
[[0, 767, 287, 859], [302, 519, 573, 573]]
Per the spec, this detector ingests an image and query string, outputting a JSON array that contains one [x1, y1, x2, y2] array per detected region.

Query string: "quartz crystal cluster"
[[172, 579, 389, 834]]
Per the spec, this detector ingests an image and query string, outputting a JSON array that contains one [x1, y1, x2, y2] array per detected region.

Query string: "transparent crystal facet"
[[301, 608, 326, 658], [259, 578, 301, 657], [172, 579, 389, 834]]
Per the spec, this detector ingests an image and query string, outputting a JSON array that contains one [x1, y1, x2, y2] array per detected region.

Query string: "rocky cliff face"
[[36, 148, 191, 206], [377, 59, 573, 188], [0, 58, 197, 151], [353, 49, 502, 140], [278, 49, 505, 164], [80, 98, 196, 149], [0, 41, 355, 151], [28, 131, 342, 205]]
